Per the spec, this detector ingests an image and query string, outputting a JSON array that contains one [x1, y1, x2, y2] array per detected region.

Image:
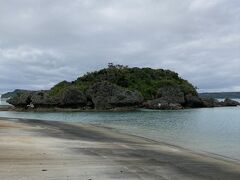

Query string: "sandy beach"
[[0, 117, 239, 180]]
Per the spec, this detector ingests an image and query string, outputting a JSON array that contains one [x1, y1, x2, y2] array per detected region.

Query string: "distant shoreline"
[[199, 92, 240, 99]]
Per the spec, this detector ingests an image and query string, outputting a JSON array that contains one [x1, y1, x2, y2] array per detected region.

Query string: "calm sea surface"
[[0, 98, 239, 161], [0, 98, 10, 106]]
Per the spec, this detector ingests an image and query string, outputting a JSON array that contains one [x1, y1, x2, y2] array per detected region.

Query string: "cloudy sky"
[[0, 0, 239, 93]]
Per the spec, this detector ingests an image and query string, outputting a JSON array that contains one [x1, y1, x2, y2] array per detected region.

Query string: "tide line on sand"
[[0, 117, 239, 180]]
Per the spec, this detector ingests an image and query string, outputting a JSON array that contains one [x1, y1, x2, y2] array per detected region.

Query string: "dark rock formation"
[[184, 94, 203, 108], [7, 90, 60, 108], [222, 98, 240, 106], [58, 87, 87, 107], [143, 99, 183, 110], [202, 98, 222, 107], [200, 98, 240, 108], [143, 85, 184, 110], [7, 88, 240, 111], [7, 91, 34, 107], [30, 91, 59, 107], [86, 81, 143, 110], [7, 82, 143, 110], [156, 85, 185, 104], [7, 88, 88, 109]]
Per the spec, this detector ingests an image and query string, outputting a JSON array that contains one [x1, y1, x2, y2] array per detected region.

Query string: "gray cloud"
[[0, 0, 239, 93]]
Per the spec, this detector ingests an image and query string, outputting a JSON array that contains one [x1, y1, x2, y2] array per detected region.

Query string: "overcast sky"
[[0, 0, 239, 93]]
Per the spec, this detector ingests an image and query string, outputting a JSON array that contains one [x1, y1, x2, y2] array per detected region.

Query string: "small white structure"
[[27, 102, 35, 108]]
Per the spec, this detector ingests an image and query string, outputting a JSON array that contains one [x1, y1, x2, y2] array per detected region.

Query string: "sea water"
[[0, 98, 9, 106], [0, 99, 239, 161]]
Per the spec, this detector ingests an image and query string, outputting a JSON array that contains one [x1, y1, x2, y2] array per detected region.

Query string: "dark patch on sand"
[[17, 119, 132, 143], [11, 118, 240, 180], [72, 147, 240, 180]]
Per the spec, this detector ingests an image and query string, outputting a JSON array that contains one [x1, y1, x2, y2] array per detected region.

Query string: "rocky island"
[[5, 64, 240, 111]]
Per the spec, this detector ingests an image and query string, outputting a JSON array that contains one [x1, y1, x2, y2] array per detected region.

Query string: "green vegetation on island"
[[1, 89, 29, 99], [50, 63, 197, 100], [5, 64, 240, 111]]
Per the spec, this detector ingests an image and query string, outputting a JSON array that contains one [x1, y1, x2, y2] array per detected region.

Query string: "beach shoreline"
[[0, 117, 240, 179]]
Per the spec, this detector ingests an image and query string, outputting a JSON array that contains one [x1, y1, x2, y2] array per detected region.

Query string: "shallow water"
[[0, 99, 239, 161], [0, 98, 9, 106]]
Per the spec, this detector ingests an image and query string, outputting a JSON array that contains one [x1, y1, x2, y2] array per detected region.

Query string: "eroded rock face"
[[143, 99, 183, 110], [30, 91, 58, 107], [58, 87, 87, 107], [184, 94, 203, 108], [201, 98, 240, 107], [156, 85, 185, 104], [202, 98, 224, 107], [143, 85, 185, 110], [86, 81, 143, 110], [222, 98, 240, 106], [7, 88, 88, 108], [7, 91, 34, 107], [7, 83, 239, 111], [7, 82, 143, 110]]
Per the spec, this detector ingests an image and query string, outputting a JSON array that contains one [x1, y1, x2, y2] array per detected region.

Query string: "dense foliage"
[[49, 64, 197, 100], [1, 89, 30, 98]]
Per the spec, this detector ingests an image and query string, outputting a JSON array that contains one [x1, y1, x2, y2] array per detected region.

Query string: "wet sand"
[[0, 117, 239, 180]]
